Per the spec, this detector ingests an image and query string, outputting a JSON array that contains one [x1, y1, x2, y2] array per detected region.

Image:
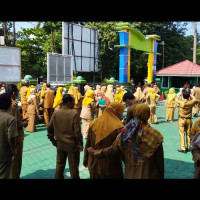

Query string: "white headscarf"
[[27, 88, 36, 102]]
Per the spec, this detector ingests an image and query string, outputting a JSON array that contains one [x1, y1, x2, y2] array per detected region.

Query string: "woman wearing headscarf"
[[105, 84, 114, 102], [114, 87, 123, 103], [84, 85, 92, 96], [96, 91, 111, 117], [134, 87, 144, 102], [83, 102, 125, 179], [165, 88, 176, 122], [87, 103, 164, 179], [26, 85, 36, 100], [40, 83, 46, 103], [100, 85, 107, 95], [53, 87, 64, 111], [94, 85, 101, 96], [80, 90, 98, 139], [26, 88, 39, 132], [146, 87, 160, 124], [68, 85, 75, 96], [72, 87, 83, 117]]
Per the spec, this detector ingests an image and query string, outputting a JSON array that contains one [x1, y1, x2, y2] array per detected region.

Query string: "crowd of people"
[[0, 80, 200, 179]]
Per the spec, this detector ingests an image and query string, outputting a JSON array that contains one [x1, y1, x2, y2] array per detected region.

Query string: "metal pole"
[[193, 21, 197, 64], [13, 21, 15, 47]]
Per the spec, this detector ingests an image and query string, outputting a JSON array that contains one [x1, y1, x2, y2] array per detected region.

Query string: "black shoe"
[[186, 148, 191, 152], [177, 150, 187, 153]]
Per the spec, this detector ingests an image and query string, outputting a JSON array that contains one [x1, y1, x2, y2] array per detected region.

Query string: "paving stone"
[[20, 100, 197, 179]]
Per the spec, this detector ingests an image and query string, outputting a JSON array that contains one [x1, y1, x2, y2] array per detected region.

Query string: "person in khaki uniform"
[[6, 84, 28, 179], [192, 84, 200, 117], [176, 89, 200, 153], [146, 87, 160, 124], [83, 102, 125, 179], [53, 87, 64, 111], [26, 88, 39, 132], [19, 80, 29, 119], [165, 88, 176, 122], [190, 119, 200, 179], [41, 83, 54, 126], [87, 103, 164, 179], [80, 90, 98, 139], [47, 94, 83, 179], [68, 86, 83, 117], [0, 93, 18, 179], [142, 83, 151, 103]]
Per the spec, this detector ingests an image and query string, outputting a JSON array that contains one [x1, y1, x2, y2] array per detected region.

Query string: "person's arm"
[[41, 91, 46, 99], [33, 97, 39, 116], [87, 138, 121, 158], [73, 113, 83, 151], [83, 128, 93, 168], [190, 121, 198, 141], [47, 113, 56, 146], [191, 144, 200, 164], [7, 118, 18, 156]]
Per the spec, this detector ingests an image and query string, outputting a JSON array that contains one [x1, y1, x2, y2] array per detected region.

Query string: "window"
[[162, 76, 168, 88], [171, 77, 196, 89]]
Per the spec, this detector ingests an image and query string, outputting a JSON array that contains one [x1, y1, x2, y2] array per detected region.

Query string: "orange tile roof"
[[155, 60, 200, 76]]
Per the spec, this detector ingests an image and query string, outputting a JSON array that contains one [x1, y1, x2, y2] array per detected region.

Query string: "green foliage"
[[0, 21, 198, 84]]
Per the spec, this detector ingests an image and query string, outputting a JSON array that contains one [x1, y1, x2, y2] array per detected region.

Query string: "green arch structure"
[[115, 22, 160, 83]]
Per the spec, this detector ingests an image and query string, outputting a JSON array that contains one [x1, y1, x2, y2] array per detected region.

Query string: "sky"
[[14, 21, 200, 36], [15, 21, 37, 32]]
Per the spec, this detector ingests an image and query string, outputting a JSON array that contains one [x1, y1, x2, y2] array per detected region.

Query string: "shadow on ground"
[[21, 168, 70, 179], [164, 158, 194, 179]]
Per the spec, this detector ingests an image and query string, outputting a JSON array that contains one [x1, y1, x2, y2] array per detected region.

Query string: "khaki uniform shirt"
[[176, 98, 200, 118], [146, 94, 160, 107], [194, 87, 200, 100], [20, 86, 28, 104], [0, 110, 18, 161], [8, 99, 24, 143], [80, 102, 97, 120], [42, 88, 54, 108], [47, 105, 83, 152]]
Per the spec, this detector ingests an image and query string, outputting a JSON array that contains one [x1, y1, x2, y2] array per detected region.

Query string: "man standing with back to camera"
[[41, 83, 54, 126], [47, 94, 83, 179]]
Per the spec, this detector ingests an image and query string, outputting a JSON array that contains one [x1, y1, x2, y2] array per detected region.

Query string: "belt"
[[179, 115, 191, 120]]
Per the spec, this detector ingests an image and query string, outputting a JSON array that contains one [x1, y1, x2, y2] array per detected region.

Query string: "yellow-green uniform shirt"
[[176, 98, 200, 118]]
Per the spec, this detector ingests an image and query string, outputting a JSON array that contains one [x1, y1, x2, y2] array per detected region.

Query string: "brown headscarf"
[[90, 102, 125, 145]]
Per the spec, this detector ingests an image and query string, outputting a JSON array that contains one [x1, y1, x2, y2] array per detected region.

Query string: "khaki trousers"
[[44, 108, 53, 126], [81, 118, 93, 137], [10, 141, 23, 179], [178, 118, 192, 150], [55, 148, 80, 179], [21, 104, 28, 119], [166, 107, 175, 121], [148, 106, 158, 123]]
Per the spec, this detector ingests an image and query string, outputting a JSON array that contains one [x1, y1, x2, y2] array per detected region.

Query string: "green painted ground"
[[20, 100, 196, 179]]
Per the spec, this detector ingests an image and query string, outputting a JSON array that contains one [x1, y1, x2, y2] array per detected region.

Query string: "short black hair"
[[182, 89, 190, 99], [0, 93, 11, 110], [46, 83, 51, 88], [123, 92, 135, 102], [62, 94, 74, 105], [6, 84, 18, 96]]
